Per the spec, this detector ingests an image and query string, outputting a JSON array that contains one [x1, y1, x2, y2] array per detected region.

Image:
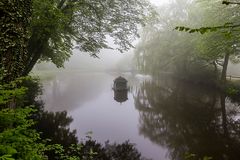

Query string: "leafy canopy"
[[24, 0, 152, 74]]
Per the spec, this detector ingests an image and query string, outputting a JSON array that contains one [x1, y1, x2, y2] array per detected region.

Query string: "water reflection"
[[113, 90, 128, 103], [41, 72, 167, 160], [113, 76, 129, 103], [34, 108, 150, 160], [134, 77, 240, 160], [35, 110, 78, 147], [42, 72, 108, 112]]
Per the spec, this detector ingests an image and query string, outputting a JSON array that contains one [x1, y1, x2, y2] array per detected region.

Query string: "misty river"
[[39, 71, 240, 160]]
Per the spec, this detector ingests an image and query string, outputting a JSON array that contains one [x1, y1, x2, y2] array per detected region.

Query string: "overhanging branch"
[[222, 1, 240, 5]]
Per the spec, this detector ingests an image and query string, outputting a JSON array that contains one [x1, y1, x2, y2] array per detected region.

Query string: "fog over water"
[[34, 1, 240, 160], [4, 0, 240, 159]]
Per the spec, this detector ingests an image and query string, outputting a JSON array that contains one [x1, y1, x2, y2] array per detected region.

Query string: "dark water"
[[40, 71, 240, 160]]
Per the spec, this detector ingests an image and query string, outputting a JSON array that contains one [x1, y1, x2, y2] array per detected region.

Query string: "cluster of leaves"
[[0, 77, 37, 107], [225, 81, 240, 103], [46, 140, 147, 160], [175, 26, 218, 34], [0, 107, 46, 160], [0, 77, 46, 159], [175, 22, 239, 34]]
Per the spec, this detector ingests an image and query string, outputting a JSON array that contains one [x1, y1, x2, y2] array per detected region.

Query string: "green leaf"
[[0, 154, 15, 160]]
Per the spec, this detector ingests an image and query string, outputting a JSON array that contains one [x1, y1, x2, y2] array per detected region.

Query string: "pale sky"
[[149, 0, 170, 6]]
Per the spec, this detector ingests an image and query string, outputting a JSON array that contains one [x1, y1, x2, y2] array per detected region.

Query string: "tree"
[[136, 0, 240, 85], [0, 0, 32, 83], [195, 0, 240, 84], [22, 0, 152, 75], [175, 0, 240, 84], [175, 1, 240, 34], [134, 0, 206, 79]]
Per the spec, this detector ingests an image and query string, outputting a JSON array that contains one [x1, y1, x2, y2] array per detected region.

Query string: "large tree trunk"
[[1, 0, 32, 83], [22, 50, 42, 76], [221, 52, 230, 85], [21, 35, 48, 76]]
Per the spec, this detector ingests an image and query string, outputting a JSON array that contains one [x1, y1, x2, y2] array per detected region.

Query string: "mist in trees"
[[135, 0, 240, 85], [0, 0, 152, 159], [2, 0, 240, 159]]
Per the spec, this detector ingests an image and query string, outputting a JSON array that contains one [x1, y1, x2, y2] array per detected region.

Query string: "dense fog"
[[2, 0, 240, 160]]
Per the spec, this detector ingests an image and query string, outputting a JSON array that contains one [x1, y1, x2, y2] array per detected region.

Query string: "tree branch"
[[222, 1, 240, 5], [57, 0, 67, 9]]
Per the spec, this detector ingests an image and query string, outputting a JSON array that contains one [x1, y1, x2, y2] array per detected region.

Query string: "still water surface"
[[40, 71, 240, 160]]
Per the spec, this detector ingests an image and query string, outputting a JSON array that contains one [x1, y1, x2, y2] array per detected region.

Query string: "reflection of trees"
[[35, 110, 78, 147], [34, 109, 148, 160], [34, 109, 78, 159], [42, 73, 108, 112], [134, 78, 240, 160]]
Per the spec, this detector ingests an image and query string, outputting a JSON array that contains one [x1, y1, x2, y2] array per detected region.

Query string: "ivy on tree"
[[0, 0, 32, 83]]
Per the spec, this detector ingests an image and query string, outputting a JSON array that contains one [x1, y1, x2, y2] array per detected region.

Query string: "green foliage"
[[175, 22, 237, 34], [0, 107, 46, 160], [175, 0, 240, 34], [175, 26, 218, 34], [0, 1, 47, 158], [0, 77, 46, 159], [226, 86, 238, 96], [136, 0, 240, 84], [0, 77, 28, 107], [134, 0, 212, 78], [23, 0, 153, 75], [0, 0, 32, 82], [185, 153, 213, 160], [46, 140, 144, 160]]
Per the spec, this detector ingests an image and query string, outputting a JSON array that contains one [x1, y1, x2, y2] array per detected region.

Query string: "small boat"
[[112, 76, 128, 103], [113, 76, 128, 91]]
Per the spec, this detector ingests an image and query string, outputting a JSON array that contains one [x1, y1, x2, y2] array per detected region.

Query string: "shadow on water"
[[133, 76, 240, 160]]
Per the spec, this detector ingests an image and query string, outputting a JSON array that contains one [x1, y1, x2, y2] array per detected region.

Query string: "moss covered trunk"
[[0, 0, 32, 83]]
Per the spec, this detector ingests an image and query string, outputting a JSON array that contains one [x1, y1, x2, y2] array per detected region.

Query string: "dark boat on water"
[[113, 76, 128, 91], [113, 76, 128, 103]]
